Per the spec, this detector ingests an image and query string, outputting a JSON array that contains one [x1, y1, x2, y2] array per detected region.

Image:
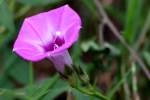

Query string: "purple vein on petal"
[[57, 5, 65, 30], [25, 19, 46, 46]]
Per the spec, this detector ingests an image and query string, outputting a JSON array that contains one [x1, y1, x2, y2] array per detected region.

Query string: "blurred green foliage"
[[0, 0, 150, 100]]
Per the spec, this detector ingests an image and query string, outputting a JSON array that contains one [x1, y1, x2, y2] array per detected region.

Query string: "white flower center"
[[56, 31, 61, 36]]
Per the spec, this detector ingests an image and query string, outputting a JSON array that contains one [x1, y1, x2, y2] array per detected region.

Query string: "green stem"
[[29, 62, 33, 85], [70, 62, 108, 99], [74, 85, 109, 100]]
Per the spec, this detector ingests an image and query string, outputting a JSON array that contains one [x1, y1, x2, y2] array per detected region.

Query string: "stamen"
[[54, 44, 59, 49]]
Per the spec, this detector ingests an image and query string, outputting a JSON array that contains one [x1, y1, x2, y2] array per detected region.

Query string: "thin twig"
[[94, 0, 150, 80]]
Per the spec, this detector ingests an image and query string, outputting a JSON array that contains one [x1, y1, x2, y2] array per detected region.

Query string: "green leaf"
[[0, 49, 16, 88], [42, 79, 69, 100], [103, 43, 120, 56], [0, 88, 28, 100], [0, 75, 14, 88], [24, 74, 60, 100], [81, 42, 120, 56], [0, 89, 15, 100], [124, 0, 143, 43], [8, 58, 30, 85], [0, 96, 14, 100], [3, 50, 30, 85], [81, 40, 99, 52]]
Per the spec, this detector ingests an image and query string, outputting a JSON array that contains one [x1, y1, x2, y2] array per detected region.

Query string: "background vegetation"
[[0, 0, 150, 100]]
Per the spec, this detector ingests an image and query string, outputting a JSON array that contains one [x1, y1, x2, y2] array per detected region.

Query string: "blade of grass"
[[135, 10, 150, 49], [124, 0, 143, 43], [107, 67, 132, 98]]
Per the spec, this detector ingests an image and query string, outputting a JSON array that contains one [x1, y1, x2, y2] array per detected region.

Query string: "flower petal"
[[48, 50, 72, 73], [26, 13, 54, 45], [64, 23, 81, 47], [13, 19, 46, 61], [13, 42, 46, 61], [59, 5, 81, 33], [46, 5, 81, 36]]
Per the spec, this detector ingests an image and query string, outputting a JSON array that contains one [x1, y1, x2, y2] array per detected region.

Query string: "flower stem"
[[29, 62, 33, 85], [74, 85, 109, 100], [68, 64, 109, 99], [68, 66, 109, 100]]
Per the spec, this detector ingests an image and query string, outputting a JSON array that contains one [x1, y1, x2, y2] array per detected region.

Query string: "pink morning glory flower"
[[13, 5, 81, 73]]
